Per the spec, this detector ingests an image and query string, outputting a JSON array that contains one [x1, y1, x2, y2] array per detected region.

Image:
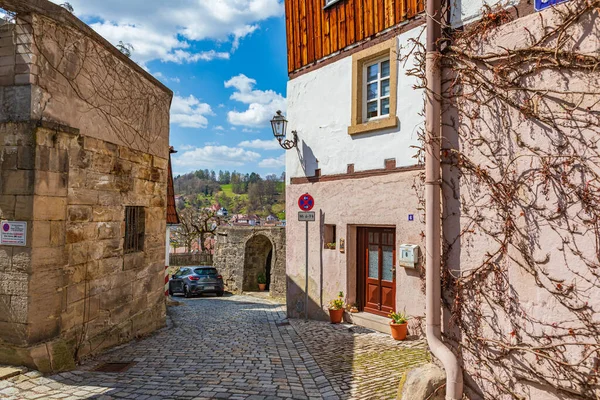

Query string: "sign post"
[[298, 193, 315, 321]]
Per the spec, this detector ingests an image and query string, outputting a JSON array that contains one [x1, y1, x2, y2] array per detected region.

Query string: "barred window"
[[124, 206, 145, 253]]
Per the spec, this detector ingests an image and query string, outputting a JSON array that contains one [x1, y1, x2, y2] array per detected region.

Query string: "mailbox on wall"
[[399, 244, 420, 268]]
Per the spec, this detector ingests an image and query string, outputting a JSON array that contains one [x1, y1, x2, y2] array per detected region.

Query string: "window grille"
[[124, 206, 145, 253]]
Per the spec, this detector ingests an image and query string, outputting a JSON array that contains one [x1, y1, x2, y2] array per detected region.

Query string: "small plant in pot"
[[328, 291, 346, 324], [257, 272, 267, 291], [389, 310, 409, 341]]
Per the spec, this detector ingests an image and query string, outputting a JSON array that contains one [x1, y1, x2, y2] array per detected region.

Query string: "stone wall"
[[213, 226, 286, 298], [0, 3, 171, 372]]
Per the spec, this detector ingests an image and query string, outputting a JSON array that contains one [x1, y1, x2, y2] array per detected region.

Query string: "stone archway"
[[242, 234, 273, 292], [213, 226, 286, 297]]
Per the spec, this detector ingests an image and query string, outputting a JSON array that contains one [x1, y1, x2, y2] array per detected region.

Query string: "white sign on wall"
[[1, 221, 27, 246]]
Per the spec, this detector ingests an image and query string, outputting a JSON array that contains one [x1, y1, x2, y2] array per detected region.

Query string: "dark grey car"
[[169, 266, 224, 298]]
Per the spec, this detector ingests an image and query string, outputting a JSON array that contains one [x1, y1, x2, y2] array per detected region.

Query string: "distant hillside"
[[174, 169, 285, 219]]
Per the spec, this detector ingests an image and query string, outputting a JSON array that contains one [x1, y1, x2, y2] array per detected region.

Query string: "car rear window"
[[194, 268, 218, 276]]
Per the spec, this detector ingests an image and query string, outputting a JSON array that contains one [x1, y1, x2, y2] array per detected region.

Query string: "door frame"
[[356, 226, 396, 317]]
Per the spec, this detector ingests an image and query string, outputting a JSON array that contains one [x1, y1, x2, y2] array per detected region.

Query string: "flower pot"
[[329, 308, 344, 324], [258, 283, 267, 291], [390, 322, 408, 340]]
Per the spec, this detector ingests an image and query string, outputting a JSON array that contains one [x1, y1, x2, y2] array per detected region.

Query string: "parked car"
[[169, 266, 224, 298]]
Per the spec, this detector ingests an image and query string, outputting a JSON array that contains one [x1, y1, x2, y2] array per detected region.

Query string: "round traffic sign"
[[298, 193, 315, 211]]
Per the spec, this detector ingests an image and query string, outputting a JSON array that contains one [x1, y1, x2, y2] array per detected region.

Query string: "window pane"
[[368, 245, 379, 279], [381, 60, 390, 78], [381, 98, 390, 116], [382, 246, 394, 281], [367, 82, 378, 101], [367, 64, 378, 82], [381, 79, 390, 97], [367, 101, 378, 118]]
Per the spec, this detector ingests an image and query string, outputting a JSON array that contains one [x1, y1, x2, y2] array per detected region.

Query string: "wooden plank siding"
[[285, 0, 425, 74]]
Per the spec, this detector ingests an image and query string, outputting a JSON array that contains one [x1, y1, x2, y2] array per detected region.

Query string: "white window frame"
[[363, 57, 391, 122]]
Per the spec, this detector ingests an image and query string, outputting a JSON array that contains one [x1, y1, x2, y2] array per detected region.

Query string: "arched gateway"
[[213, 226, 286, 297]]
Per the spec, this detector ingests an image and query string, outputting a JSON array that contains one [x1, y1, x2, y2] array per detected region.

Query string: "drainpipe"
[[425, 0, 463, 398]]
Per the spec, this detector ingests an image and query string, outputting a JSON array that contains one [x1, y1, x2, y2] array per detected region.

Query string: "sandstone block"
[[68, 188, 98, 205], [50, 221, 65, 246], [67, 168, 86, 189], [66, 283, 86, 305], [31, 221, 51, 247], [68, 242, 89, 265], [65, 223, 96, 244], [119, 147, 151, 165], [86, 172, 115, 191], [60, 300, 85, 333], [2, 170, 34, 195], [89, 238, 121, 260], [0, 248, 12, 270], [0, 55, 15, 67], [0, 321, 28, 345], [96, 257, 123, 278], [14, 195, 33, 220], [14, 73, 36, 85], [35, 171, 68, 197], [0, 63, 14, 77], [31, 246, 66, 267], [92, 153, 115, 174], [16, 146, 35, 170], [33, 196, 66, 221], [83, 137, 117, 156], [9, 296, 28, 324], [97, 222, 120, 240], [99, 283, 132, 311], [10, 248, 30, 272], [0, 195, 16, 219], [152, 156, 168, 170], [97, 190, 121, 207], [123, 252, 144, 271], [0, 271, 28, 295], [67, 205, 92, 222], [92, 206, 123, 222]]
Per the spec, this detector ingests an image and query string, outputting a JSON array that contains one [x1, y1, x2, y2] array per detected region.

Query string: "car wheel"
[[184, 285, 191, 298], [168, 288, 174, 296], [217, 291, 224, 297]]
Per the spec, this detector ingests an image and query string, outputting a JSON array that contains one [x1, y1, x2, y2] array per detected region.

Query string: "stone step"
[[347, 312, 391, 334]]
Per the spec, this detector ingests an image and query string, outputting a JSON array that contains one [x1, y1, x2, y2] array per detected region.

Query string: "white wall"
[[450, 0, 521, 27], [286, 26, 425, 181]]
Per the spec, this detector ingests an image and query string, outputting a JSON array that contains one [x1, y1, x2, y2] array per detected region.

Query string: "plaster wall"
[[285, 171, 425, 322], [450, 0, 520, 27], [442, 4, 600, 399], [285, 26, 424, 181]]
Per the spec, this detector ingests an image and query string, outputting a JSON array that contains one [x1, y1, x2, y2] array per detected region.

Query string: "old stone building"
[[213, 226, 286, 298], [0, 0, 172, 371]]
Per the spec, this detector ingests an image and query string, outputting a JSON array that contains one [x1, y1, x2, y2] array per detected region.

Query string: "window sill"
[[348, 115, 398, 136]]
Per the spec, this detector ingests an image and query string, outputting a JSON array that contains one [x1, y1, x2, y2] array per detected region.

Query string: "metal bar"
[[305, 219, 309, 321]]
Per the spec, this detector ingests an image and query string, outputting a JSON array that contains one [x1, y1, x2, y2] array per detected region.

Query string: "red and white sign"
[[298, 193, 315, 211], [1, 221, 27, 246]]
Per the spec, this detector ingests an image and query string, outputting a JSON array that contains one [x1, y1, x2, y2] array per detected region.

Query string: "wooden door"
[[360, 228, 396, 317]]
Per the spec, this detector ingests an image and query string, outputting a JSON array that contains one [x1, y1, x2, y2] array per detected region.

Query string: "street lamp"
[[271, 110, 298, 150]]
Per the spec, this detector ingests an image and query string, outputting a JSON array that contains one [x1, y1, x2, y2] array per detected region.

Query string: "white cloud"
[[215, 126, 225, 131], [173, 145, 261, 169], [238, 139, 281, 151], [54, 0, 284, 64], [177, 144, 195, 151], [225, 74, 286, 127], [259, 154, 285, 168], [171, 95, 214, 129]]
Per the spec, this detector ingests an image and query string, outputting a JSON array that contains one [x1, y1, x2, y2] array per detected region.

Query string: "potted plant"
[[325, 242, 336, 250], [328, 291, 346, 324], [389, 310, 409, 340], [349, 303, 359, 313], [257, 272, 267, 291]]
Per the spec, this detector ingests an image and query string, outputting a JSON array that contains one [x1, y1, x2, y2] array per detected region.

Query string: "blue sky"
[[49, 0, 288, 177]]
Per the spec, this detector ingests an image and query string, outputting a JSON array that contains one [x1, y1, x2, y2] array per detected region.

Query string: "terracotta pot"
[[329, 308, 344, 324], [258, 283, 267, 291], [390, 322, 408, 340]]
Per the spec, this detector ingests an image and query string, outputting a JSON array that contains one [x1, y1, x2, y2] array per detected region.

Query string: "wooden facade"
[[285, 0, 425, 74]]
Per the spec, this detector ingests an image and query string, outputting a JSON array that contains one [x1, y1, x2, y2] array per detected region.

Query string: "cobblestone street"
[[0, 294, 429, 400]]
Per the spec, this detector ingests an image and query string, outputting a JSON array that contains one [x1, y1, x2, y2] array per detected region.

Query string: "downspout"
[[425, 0, 463, 398]]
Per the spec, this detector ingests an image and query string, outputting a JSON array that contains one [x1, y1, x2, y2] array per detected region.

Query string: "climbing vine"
[[404, 1, 600, 398]]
